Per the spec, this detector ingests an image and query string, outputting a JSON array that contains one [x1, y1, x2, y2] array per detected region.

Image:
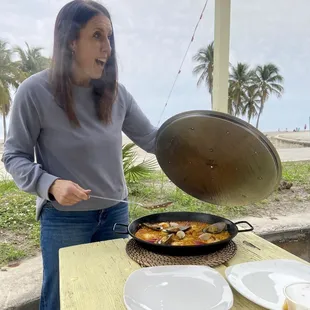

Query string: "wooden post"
[[212, 0, 231, 113]]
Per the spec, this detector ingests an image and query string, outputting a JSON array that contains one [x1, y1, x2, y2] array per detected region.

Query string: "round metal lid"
[[155, 110, 282, 206]]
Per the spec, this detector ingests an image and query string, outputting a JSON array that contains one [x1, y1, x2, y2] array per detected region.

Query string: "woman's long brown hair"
[[49, 0, 118, 125]]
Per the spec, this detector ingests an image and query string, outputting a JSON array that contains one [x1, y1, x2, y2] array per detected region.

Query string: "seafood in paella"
[[134, 221, 230, 246]]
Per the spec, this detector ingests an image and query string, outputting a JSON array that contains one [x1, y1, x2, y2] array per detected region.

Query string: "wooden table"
[[59, 232, 308, 309]]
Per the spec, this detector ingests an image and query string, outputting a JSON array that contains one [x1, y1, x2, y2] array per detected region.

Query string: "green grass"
[[0, 243, 27, 265], [128, 179, 249, 221], [0, 179, 39, 266], [281, 161, 310, 184], [128, 161, 310, 220], [0, 179, 39, 243], [0, 161, 309, 266]]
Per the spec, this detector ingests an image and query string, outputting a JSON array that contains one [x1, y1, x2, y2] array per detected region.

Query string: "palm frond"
[[192, 41, 214, 95], [196, 69, 208, 87], [0, 39, 23, 141], [122, 143, 157, 184], [192, 63, 206, 75], [13, 42, 50, 76], [228, 62, 253, 117]]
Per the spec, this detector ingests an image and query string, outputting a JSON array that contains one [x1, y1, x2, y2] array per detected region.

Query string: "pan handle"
[[234, 221, 254, 233], [112, 223, 129, 234]]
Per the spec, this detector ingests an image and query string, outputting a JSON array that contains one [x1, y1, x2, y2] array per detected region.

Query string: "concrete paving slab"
[[278, 131, 310, 141], [277, 147, 310, 162], [234, 212, 310, 236], [0, 256, 42, 310]]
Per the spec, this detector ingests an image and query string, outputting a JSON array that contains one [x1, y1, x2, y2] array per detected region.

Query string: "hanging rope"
[[138, 0, 210, 163], [156, 0, 210, 127]]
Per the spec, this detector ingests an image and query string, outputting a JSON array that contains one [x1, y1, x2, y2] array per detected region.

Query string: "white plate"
[[124, 265, 234, 310], [225, 259, 310, 309]]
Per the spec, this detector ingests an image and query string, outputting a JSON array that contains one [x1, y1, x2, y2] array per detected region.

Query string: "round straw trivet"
[[126, 239, 237, 268]]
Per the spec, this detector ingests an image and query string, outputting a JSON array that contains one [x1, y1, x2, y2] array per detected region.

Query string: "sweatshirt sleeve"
[[121, 86, 158, 154], [1, 79, 59, 200]]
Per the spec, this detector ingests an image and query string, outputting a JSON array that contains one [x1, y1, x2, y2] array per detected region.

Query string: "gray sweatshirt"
[[2, 69, 157, 220]]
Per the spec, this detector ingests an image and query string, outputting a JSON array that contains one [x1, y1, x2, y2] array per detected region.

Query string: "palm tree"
[[229, 63, 253, 117], [242, 84, 260, 123], [122, 143, 158, 184], [254, 64, 284, 129], [192, 42, 214, 108], [14, 42, 50, 77], [0, 41, 20, 142], [227, 83, 235, 115]]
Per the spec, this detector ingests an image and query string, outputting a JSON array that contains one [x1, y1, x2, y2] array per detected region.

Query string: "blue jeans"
[[39, 201, 129, 310]]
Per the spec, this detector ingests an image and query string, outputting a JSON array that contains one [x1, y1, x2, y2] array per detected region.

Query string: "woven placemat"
[[126, 239, 237, 268]]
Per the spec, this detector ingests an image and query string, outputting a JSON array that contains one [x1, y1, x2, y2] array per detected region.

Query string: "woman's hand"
[[48, 179, 91, 206]]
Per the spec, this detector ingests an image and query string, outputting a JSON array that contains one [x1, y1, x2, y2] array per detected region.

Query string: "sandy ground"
[[278, 131, 310, 141]]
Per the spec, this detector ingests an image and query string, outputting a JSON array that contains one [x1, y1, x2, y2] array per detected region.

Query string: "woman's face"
[[71, 14, 112, 85]]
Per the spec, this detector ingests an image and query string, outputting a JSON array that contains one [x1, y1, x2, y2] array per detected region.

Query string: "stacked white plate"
[[123, 265, 234, 310], [225, 259, 310, 309]]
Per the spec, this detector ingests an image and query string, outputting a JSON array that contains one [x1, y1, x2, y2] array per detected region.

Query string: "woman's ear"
[[70, 40, 77, 53]]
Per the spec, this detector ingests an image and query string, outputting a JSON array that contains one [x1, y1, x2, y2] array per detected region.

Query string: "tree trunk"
[[234, 96, 242, 117], [3, 113, 7, 142], [256, 104, 263, 129], [234, 104, 240, 117]]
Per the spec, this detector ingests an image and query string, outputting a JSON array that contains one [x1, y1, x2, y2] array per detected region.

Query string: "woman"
[[2, 1, 157, 309]]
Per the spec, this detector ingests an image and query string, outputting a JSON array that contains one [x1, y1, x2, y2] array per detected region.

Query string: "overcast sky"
[[1, 0, 309, 138]]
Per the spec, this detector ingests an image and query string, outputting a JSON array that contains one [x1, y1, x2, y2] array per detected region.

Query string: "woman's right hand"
[[48, 179, 91, 206]]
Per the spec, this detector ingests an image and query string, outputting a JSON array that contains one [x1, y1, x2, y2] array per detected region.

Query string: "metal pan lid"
[[155, 110, 282, 206]]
